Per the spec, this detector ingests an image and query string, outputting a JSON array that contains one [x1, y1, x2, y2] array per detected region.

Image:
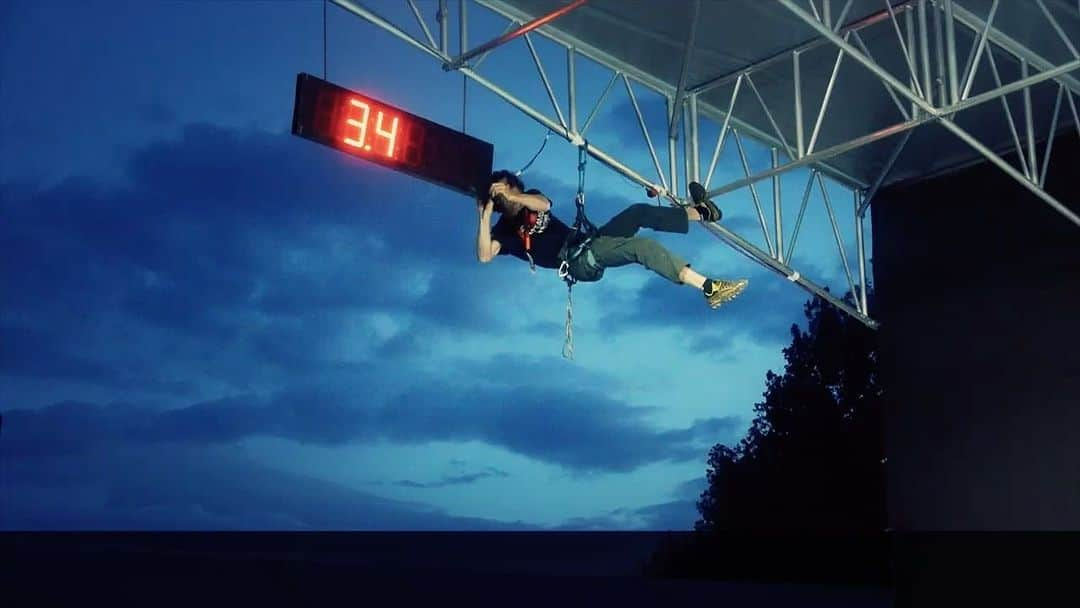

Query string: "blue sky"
[[1, 0, 870, 530]]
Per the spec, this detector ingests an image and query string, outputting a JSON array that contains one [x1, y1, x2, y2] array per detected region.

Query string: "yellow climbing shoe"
[[704, 278, 748, 309]]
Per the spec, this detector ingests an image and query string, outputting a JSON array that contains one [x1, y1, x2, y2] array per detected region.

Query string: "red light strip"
[[447, 0, 589, 69]]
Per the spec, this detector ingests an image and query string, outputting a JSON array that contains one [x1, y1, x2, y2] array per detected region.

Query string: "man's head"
[[488, 169, 524, 214]]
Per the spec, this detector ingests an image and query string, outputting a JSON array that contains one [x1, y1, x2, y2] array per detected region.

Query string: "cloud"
[[0, 398, 527, 532], [554, 507, 639, 530], [627, 476, 708, 530], [447, 352, 626, 392], [553, 501, 697, 531], [394, 467, 510, 489], [554, 477, 709, 531], [1, 390, 733, 530], [0, 119, 802, 413], [2, 440, 532, 531], [632, 500, 699, 530], [378, 384, 737, 473], [0, 119, 751, 530], [0, 122, 541, 404], [0, 324, 115, 383], [3, 381, 739, 474], [673, 476, 708, 501]]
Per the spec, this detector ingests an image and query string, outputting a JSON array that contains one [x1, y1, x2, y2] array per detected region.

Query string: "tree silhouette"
[[695, 289, 885, 532], [642, 289, 888, 583]]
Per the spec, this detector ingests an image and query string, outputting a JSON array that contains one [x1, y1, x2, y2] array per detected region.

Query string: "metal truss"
[[328, 0, 1077, 329], [768, 0, 1080, 228]]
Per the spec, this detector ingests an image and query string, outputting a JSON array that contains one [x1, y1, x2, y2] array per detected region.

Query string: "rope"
[[516, 129, 552, 177], [322, 0, 328, 79], [577, 142, 587, 205], [562, 281, 575, 359], [562, 142, 589, 360]]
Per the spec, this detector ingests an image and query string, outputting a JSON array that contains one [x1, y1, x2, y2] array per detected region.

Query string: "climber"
[[475, 169, 748, 308]]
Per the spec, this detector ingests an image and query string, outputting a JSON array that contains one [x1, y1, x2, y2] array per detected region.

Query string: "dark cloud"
[[686, 332, 740, 361], [554, 477, 708, 531], [3, 382, 739, 474], [1, 400, 156, 459], [379, 385, 737, 473], [632, 499, 699, 530], [673, 476, 708, 501], [374, 330, 431, 358], [447, 352, 627, 392], [554, 508, 637, 530], [394, 467, 510, 489], [135, 386, 376, 447], [0, 122, 537, 400], [2, 441, 532, 531], [0, 323, 114, 383], [553, 500, 697, 531]]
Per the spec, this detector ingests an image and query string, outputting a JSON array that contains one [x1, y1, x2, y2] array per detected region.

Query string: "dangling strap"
[[561, 142, 590, 361], [573, 142, 596, 235], [562, 280, 575, 359]]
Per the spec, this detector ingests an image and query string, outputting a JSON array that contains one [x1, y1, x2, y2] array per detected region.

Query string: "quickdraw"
[[557, 142, 598, 360]]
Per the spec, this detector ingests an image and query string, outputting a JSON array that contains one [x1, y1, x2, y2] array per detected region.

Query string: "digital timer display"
[[291, 72, 494, 198]]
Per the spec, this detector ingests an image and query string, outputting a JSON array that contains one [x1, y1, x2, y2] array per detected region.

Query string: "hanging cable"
[[323, 0, 328, 79], [562, 282, 575, 359], [560, 142, 592, 360], [516, 129, 552, 176]]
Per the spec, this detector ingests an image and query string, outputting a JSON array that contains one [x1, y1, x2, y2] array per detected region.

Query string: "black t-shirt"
[[491, 189, 573, 269]]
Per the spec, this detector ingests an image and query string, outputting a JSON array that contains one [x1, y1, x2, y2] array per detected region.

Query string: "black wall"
[[872, 130, 1080, 603], [873, 130, 1079, 531]]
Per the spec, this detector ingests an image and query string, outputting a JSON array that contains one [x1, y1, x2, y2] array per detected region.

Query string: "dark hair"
[[489, 169, 524, 192]]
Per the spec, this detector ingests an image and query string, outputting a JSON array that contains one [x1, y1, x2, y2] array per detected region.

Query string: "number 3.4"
[[343, 98, 398, 159]]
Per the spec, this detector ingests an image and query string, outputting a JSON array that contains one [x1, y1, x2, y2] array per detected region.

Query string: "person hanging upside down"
[[475, 170, 749, 309]]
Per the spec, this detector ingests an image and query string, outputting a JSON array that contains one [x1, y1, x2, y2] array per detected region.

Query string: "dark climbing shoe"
[[688, 181, 722, 222]]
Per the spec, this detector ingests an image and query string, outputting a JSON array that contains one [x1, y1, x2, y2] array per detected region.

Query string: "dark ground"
[[2, 531, 895, 607]]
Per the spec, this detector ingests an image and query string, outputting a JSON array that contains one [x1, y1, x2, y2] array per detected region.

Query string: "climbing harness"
[[556, 142, 601, 360], [516, 207, 550, 274]]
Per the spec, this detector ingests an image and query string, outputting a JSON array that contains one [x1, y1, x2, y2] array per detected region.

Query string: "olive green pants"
[[588, 203, 691, 284]]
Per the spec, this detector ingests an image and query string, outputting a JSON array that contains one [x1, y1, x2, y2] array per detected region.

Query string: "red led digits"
[[343, 98, 370, 150], [342, 96, 401, 160], [374, 111, 399, 158]]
